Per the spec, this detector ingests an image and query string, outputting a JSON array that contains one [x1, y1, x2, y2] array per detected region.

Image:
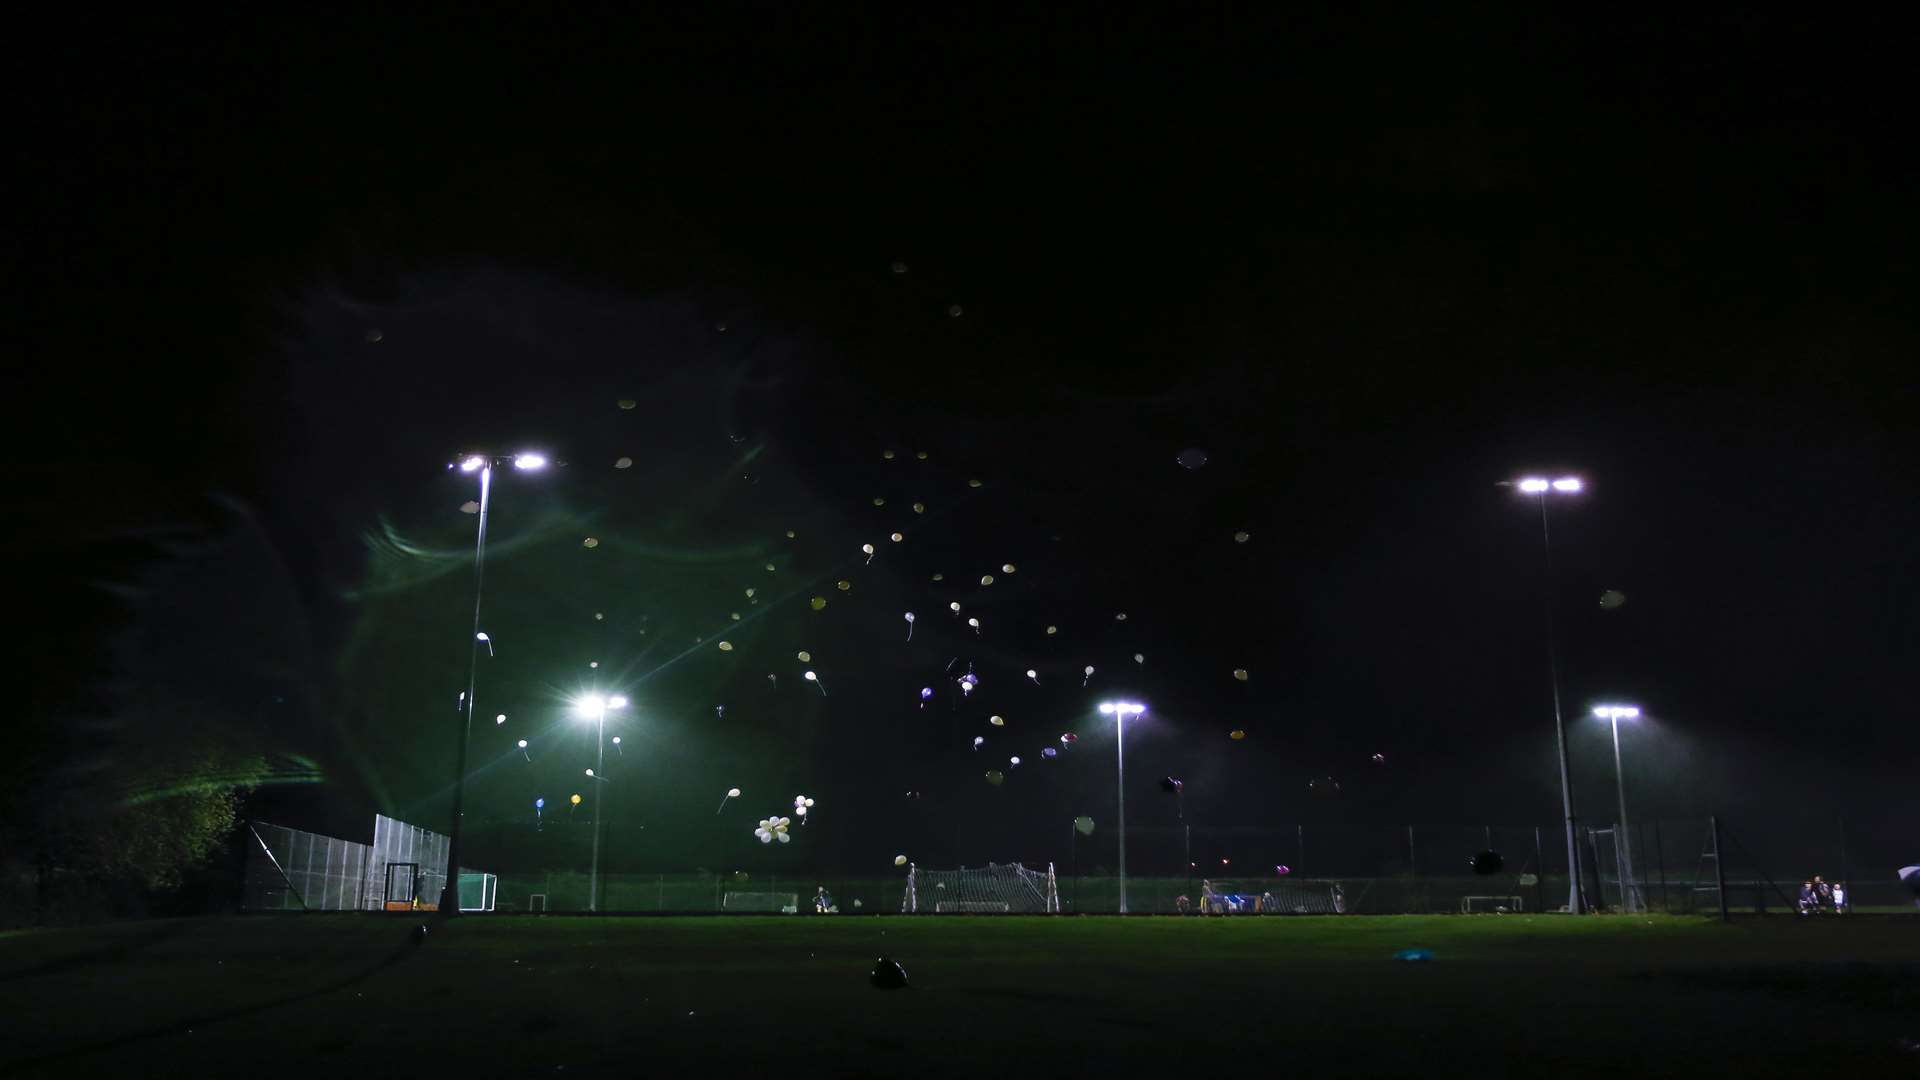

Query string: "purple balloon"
[[919, 687, 934, 700], [1042, 747, 1057, 759]]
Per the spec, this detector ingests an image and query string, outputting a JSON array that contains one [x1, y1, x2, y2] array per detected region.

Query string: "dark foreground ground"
[[3, 914, 1917, 1078]]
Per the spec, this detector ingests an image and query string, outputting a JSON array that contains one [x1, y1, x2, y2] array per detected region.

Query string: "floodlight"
[[607, 695, 629, 709], [1552, 477, 1583, 492], [459, 455, 486, 473], [1517, 478, 1550, 493], [576, 695, 606, 716], [513, 453, 547, 471]]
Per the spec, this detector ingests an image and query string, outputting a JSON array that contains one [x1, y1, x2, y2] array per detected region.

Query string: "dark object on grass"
[[869, 957, 909, 990], [1160, 776, 1183, 794], [1470, 850, 1504, 876], [412, 923, 429, 944]]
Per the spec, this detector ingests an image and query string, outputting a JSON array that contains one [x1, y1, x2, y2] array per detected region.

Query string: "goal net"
[[1199, 879, 1345, 915], [903, 862, 1059, 913], [722, 891, 799, 913]]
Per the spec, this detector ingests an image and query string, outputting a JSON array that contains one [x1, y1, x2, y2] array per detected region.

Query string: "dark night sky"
[[14, 12, 1917, 877]]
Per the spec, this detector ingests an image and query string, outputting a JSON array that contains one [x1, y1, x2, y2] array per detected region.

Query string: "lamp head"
[[513, 452, 548, 471]]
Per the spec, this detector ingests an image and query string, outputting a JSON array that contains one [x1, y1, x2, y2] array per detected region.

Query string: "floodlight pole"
[[441, 462, 492, 917], [1116, 710, 1128, 914], [589, 704, 606, 912], [1601, 708, 1644, 913], [1533, 489, 1586, 915]]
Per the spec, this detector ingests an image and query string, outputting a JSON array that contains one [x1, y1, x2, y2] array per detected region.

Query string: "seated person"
[[813, 886, 836, 913], [1813, 876, 1833, 912], [1797, 880, 1816, 915]]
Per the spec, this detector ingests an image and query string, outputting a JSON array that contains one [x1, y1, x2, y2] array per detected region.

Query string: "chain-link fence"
[[242, 821, 371, 911]]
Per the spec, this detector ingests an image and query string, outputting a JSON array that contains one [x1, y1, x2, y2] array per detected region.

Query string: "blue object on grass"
[[1393, 948, 1433, 962]]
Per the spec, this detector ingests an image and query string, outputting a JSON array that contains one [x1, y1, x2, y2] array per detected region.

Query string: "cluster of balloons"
[[755, 816, 792, 844]]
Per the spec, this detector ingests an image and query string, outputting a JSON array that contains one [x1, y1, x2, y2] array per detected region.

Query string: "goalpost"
[[901, 862, 1060, 913]]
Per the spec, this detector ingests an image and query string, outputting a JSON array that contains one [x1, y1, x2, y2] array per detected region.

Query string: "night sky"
[[16, 13, 1917, 880]]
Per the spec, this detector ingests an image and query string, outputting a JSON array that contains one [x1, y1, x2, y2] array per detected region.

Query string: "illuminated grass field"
[[3, 915, 1918, 1078]]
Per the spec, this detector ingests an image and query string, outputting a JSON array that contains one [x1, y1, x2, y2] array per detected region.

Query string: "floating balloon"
[[1133, 653, 1145, 665], [948, 304, 963, 317], [1229, 729, 1247, 740], [1073, 815, 1096, 836], [980, 574, 996, 586], [1042, 747, 1057, 759], [912, 502, 925, 514], [1233, 531, 1251, 543], [919, 686, 934, 702], [570, 794, 582, 805], [1276, 865, 1291, 876], [797, 651, 811, 662], [989, 715, 1005, 727], [967, 478, 983, 488], [766, 563, 777, 571], [1082, 665, 1094, 686], [1046, 625, 1058, 636], [460, 500, 480, 514], [1470, 850, 1504, 876], [1176, 448, 1209, 470], [894, 855, 908, 867], [1026, 669, 1040, 684], [891, 532, 904, 542], [836, 580, 852, 592], [804, 670, 826, 696], [1371, 752, 1387, 764], [1160, 777, 1183, 794], [618, 399, 636, 410], [904, 612, 917, 640], [883, 449, 896, 460], [967, 617, 981, 634], [1232, 668, 1249, 681], [810, 596, 827, 610], [862, 543, 876, 562], [582, 537, 600, 549], [1115, 612, 1127, 621], [1009, 756, 1021, 767], [872, 497, 886, 507], [973, 736, 985, 750], [786, 530, 796, 539], [950, 602, 962, 613], [1060, 733, 1077, 744], [495, 714, 506, 725], [1599, 589, 1627, 610], [366, 328, 384, 343], [589, 661, 599, 668], [891, 261, 908, 274], [1001, 563, 1016, 574], [916, 451, 929, 460], [594, 612, 604, 620], [984, 769, 1004, 786], [932, 573, 945, 582], [718, 641, 733, 651], [535, 798, 544, 809], [615, 456, 633, 469], [1900, 866, 1920, 898], [518, 739, 529, 749]]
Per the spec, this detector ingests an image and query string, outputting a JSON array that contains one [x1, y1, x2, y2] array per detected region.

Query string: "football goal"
[[902, 862, 1059, 913], [1199, 879, 1345, 914], [722, 891, 800, 913]]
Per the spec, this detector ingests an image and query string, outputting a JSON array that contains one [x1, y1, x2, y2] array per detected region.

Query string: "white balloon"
[[805, 798, 815, 807], [759, 833, 772, 844], [777, 831, 791, 844], [950, 602, 962, 613], [894, 855, 908, 867], [728, 787, 742, 798], [1085, 665, 1095, 675]]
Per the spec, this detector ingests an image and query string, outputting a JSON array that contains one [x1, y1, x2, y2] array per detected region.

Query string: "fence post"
[[1652, 820, 1668, 913], [1407, 825, 1417, 877], [1297, 825, 1306, 877]]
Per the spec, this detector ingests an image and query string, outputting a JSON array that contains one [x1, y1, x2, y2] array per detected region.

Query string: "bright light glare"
[[513, 453, 547, 471], [611, 736, 621, 745], [1517, 478, 1550, 493], [459, 455, 486, 473], [575, 695, 606, 716], [1552, 477, 1583, 492], [1593, 705, 1641, 720], [607, 695, 629, 709], [1099, 701, 1146, 717]]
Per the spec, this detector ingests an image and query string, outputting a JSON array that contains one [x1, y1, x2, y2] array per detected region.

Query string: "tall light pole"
[[1593, 704, 1644, 913], [575, 693, 627, 912], [441, 451, 547, 917], [1098, 702, 1146, 913], [1512, 474, 1587, 914]]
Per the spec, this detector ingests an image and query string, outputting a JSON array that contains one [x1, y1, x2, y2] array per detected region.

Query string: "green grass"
[[3, 914, 1918, 1077]]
